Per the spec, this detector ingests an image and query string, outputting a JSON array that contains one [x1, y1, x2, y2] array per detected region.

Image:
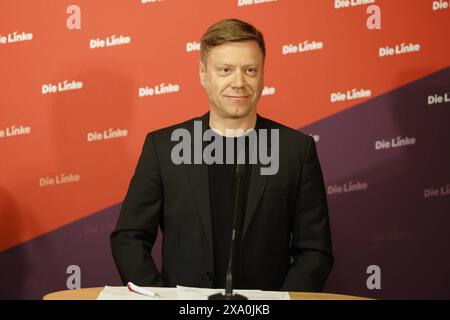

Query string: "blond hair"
[[200, 18, 266, 64]]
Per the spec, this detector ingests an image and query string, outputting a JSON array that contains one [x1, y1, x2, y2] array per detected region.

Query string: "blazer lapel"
[[185, 113, 214, 256], [242, 114, 271, 239], [242, 153, 268, 240], [186, 161, 214, 256]]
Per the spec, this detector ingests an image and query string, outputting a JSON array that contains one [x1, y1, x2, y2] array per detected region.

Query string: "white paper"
[[97, 285, 290, 300], [97, 286, 178, 300]]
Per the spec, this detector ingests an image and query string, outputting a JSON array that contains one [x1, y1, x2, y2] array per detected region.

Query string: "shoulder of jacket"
[[258, 115, 313, 145]]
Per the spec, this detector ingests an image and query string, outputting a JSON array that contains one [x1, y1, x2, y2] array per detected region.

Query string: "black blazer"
[[110, 112, 333, 292]]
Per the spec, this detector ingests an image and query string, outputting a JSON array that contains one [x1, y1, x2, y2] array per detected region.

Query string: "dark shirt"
[[207, 128, 255, 289]]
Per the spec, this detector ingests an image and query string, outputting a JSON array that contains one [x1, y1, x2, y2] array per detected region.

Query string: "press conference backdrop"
[[1, 0, 449, 300]]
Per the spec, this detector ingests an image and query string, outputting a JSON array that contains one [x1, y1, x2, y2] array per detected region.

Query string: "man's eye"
[[219, 68, 231, 74], [247, 68, 257, 74]]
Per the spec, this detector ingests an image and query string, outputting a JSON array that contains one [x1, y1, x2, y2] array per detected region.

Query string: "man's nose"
[[231, 70, 245, 88]]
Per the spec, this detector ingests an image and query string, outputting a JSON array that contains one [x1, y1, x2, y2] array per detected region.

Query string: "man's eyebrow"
[[214, 64, 260, 68]]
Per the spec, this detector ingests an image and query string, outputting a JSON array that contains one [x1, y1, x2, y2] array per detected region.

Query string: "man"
[[110, 19, 333, 292]]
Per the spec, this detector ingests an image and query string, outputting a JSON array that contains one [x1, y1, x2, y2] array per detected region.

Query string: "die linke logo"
[[0, 31, 33, 45], [237, 0, 278, 7], [42, 80, 83, 95], [307, 134, 320, 143], [375, 136, 416, 150], [262, 86, 276, 96], [139, 83, 180, 97], [428, 92, 450, 105], [432, 0, 449, 11], [328, 181, 369, 195], [282, 41, 324, 55], [39, 173, 80, 187], [186, 41, 200, 52], [141, 0, 164, 4], [372, 231, 412, 243], [334, 0, 376, 9], [87, 128, 128, 142], [379, 43, 421, 57], [330, 88, 372, 102], [0, 125, 31, 139], [90, 35, 131, 49], [424, 184, 450, 198], [84, 222, 114, 235]]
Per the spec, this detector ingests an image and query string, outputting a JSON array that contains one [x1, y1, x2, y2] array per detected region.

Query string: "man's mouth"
[[224, 95, 250, 100]]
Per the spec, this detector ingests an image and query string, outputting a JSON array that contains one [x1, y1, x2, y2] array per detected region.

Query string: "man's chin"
[[223, 106, 254, 119], [227, 112, 250, 120]]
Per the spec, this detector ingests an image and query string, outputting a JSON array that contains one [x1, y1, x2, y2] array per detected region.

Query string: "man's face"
[[199, 40, 264, 120]]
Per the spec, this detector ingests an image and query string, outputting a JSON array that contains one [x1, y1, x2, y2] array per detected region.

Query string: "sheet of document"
[[97, 285, 290, 300], [97, 286, 177, 300]]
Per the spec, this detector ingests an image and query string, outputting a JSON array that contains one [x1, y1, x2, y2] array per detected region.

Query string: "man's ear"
[[199, 60, 206, 88]]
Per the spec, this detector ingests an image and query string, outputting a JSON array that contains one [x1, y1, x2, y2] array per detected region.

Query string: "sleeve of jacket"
[[281, 135, 334, 292], [110, 133, 165, 286]]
